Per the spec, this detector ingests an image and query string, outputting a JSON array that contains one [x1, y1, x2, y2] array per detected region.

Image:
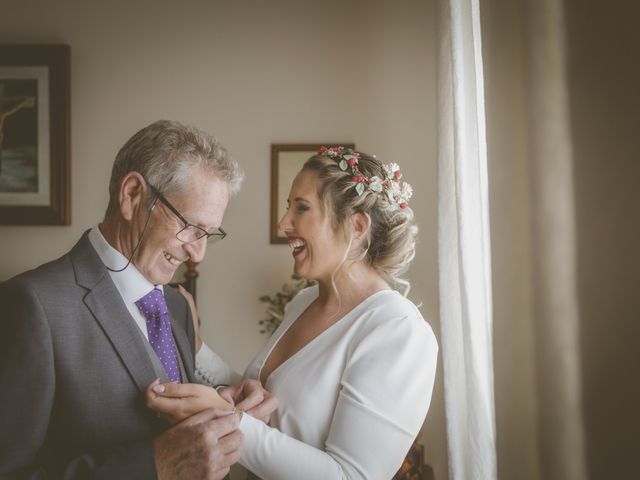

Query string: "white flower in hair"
[[317, 146, 414, 208], [398, 182, 414, 206], [368, 176, 383, 192]]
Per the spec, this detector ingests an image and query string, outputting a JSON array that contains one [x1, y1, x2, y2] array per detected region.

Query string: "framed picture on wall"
[[0, 44, 70, 225], [270, 143, 354, 244]]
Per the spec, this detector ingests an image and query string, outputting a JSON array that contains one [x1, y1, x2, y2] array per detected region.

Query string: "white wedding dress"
[[196, 285, 438, 480]]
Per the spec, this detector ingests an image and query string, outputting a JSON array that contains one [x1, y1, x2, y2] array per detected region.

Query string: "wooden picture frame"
[[270, 143, 354, 244], [0, 44, 71, 225]]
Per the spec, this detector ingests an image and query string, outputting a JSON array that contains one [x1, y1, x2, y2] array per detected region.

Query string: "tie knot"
[[135, 288, 169, 320]]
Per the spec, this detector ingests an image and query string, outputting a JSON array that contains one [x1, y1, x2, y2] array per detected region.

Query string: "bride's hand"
[[145, 379, 234, 424], [177, 285, 202, 352], [219, 379, 279, 424]]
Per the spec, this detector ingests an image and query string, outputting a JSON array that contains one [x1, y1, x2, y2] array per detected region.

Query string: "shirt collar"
[[88, 225, 163, 303]]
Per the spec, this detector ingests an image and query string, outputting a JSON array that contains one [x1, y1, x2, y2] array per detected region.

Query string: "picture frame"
[[270, 143, 354, 244], [0, 44, 71, 225]]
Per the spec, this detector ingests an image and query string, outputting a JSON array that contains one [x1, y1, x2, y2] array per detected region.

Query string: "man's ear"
[[118, 172, 147, 221], [351, 212, 371, 244]]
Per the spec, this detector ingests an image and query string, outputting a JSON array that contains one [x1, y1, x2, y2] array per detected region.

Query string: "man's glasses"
[[147, 183, 227, 244]]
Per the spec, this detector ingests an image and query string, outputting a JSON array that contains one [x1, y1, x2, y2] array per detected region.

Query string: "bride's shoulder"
[[366, 289, 420, 318], [362, 291, 435, 341]]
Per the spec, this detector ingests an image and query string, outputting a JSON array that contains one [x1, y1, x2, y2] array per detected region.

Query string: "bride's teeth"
[[289, 239, 306, 250]]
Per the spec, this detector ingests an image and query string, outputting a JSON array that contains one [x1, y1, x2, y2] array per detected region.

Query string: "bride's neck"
[[315, 262, 389, 311]]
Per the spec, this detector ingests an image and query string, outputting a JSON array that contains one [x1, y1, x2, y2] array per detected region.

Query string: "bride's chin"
[[293, 263, 306, 277]]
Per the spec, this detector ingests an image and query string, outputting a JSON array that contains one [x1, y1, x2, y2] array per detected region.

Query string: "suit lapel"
[[84, 277, 158, 392], [70, 232, 165, 392]]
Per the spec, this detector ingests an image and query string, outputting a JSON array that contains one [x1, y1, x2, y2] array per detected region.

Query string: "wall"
[[0, 0, 447, 478], [566, 0, 640, 478]]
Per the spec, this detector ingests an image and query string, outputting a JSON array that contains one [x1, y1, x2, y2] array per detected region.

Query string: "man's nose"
[[183, 237, 207, 263]]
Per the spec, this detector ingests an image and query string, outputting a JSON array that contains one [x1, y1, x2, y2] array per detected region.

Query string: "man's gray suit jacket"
[[0, 232, 197, 479]]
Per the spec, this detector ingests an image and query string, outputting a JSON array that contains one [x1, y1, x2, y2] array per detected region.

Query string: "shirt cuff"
[[194, 342, 242, 387]]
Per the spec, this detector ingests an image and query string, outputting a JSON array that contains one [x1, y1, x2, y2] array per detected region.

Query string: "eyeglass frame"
[[146, 182, 227, 244]]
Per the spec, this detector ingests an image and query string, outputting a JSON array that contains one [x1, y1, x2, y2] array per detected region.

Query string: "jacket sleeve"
[[0, 280, 157, 480]]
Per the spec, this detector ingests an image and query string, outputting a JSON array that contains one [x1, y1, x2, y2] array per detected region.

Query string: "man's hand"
[[219, 379, 279, 424], [146, 379, 233, 425], [153, 407, 243, 480]]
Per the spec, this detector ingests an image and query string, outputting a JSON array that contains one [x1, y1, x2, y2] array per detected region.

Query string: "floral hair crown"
[[318, 146, 413, 208]]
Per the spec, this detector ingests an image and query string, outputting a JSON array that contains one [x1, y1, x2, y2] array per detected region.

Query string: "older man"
[[0, 120, 271, 479]]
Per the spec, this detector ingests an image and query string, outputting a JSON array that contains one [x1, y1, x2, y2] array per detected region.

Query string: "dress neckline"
[[258, 287, 396, 386]]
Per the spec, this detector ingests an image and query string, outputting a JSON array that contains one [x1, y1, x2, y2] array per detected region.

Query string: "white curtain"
[[521, 0, 588, 478], [436, 0, 497, 479], [481, 0, 588, 478]]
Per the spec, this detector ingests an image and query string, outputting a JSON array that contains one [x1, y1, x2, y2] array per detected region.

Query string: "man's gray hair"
[[105, 120, 243, 217]]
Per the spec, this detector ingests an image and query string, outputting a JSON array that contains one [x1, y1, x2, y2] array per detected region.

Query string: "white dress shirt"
[[88, 225, 161, 340], [195, 343, 242, 386]]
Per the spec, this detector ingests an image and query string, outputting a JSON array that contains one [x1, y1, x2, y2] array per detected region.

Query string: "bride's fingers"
[[246, 393, 279, 421], [217, 387, 236, 405], [255, 414, 271, 424], [234, 385, 265, 411]]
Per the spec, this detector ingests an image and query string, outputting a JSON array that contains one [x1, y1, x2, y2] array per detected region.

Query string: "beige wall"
[[566, 1, 640, 478], [0, 0, 447, 478]]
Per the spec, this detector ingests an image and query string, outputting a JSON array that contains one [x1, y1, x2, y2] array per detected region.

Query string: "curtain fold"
[[522, 0, 587, 478], [437, 0, 497, 478], [480, 0, 588, 478]]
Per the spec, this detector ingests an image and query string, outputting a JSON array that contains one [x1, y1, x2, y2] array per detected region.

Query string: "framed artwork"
[[0, 44, 70, 225], [270, 143, 354, 244]]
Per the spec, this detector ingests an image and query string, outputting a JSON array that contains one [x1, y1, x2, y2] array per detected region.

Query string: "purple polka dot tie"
[[135, 289, 182, 383]]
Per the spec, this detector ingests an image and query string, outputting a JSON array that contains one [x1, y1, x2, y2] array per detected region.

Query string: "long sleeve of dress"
[[239, 312, 438, 480]]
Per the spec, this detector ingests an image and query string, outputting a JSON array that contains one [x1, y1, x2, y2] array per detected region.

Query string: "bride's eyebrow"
[[286, 197, 311, 206]]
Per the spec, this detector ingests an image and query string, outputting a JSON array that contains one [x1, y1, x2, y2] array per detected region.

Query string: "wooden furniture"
[[177, 259, 199, 302], [393, 440, 435, 480]]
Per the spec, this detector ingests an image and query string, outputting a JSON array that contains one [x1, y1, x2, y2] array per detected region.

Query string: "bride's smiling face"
[[278, 170, 348, 281]]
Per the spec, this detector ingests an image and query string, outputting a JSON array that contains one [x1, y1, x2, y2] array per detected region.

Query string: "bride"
[[146, 147, 438, 479]]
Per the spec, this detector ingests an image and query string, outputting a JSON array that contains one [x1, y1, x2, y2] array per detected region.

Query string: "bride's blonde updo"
[[302, 147, 418, 295]]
